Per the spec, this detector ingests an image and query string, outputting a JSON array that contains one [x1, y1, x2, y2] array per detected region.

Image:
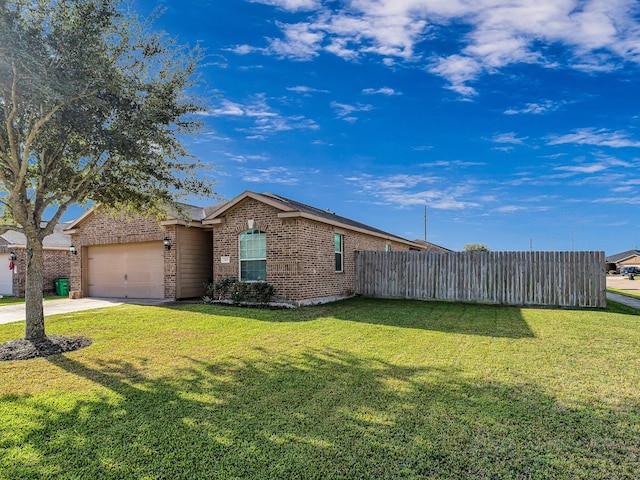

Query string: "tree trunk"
[[25, 240, 46, 340]]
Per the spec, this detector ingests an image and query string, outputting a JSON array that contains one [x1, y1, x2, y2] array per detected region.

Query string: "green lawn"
[[1, 298, 639, 479], [608, 287, 640, 299], [0, 295, 67, 306]]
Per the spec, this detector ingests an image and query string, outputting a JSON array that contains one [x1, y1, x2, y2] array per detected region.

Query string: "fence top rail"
[[356, 250, 605, 255]]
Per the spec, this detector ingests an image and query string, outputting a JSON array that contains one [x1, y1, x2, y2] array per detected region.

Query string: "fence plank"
[[354, 251, 605, 309]]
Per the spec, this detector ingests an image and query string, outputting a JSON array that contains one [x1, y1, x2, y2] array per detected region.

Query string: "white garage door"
[[87, 242, 164, 298], [0, 253, 13, 295]]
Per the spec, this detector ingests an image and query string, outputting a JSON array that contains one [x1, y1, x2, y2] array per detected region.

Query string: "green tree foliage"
[[463, 243, 491, 252], [0, 0, 215, 339]]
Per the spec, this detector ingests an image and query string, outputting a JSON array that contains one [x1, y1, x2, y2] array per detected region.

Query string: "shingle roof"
[[411, 239, 453, 252], [168, 203, 215, 222], [606, 249, 640, 263], [1, 222, 72, 248], [260, 192, 413, 244], [66, 202, 222, 231]]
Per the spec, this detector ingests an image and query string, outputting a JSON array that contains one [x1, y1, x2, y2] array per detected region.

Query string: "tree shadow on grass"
[[178, 297, 536, 339], [1, 348, 638, 479]]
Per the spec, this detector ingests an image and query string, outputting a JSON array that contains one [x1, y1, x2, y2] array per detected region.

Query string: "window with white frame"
[[239, 229, 266, 281], [334, 233, 343, 272], [385, 244, 391, 252]]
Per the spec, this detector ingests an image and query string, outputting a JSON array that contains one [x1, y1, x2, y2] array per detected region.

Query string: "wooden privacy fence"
[[354, 251, 606, 309]]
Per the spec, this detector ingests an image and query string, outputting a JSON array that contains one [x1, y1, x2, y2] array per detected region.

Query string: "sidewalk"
[[0, 298, 170, 325], [606, 292, 640, 310], [606, 275, 640, 311]]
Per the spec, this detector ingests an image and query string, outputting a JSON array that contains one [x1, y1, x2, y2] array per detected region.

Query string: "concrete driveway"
[[0, 298, 171, 325]]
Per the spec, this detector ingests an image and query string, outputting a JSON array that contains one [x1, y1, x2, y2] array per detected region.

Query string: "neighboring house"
[[606, 249, 640, 272], [64, 204, 217, 300], [65, 191, 432, 304], [202, 191, 430, 305], [411, 239, 453, 253], [0, 223, 72, 296]]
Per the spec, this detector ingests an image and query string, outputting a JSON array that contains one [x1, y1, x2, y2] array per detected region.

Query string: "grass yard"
[[0, 295, 67, 306], [608, 287, 640, 299], [0, 298, 639, 479]]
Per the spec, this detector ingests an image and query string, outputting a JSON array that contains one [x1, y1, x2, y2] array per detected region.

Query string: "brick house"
[[0, 223, 71, 296], [65, 191, 433, 304], [64, 204, 216, 300], [202, 191, 429, 305], [606, 249, 640, 273]]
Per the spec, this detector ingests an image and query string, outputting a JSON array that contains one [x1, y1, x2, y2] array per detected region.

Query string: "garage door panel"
[[87, 242, 164, 298]]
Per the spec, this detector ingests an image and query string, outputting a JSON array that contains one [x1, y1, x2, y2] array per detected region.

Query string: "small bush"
[[252, 282, 276, 304], [205, 278, 277, 305], [205, 277, 236, 300], [230, 281, 251, 304]]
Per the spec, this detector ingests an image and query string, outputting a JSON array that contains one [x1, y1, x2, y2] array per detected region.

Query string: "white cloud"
[[206, 96, 319, 138], [205, 100, 246, 117], [423, 160, 487, 168], [555, 163, 608, 174], [227, 44, 262, 55], [249, 0, 319, 11], [242, 114, 319, 135], [362, 87, 402, 95], [224, 153, 270, 163], [268, 22, 324, 60], [504, 100, 561, 115], [495, 205, 527, 213], [287, 85, 330, 93], [331, 101, 375, 120], [492, 132, 528, 145], [241, 165, 319, 185], [548, 128, 640, 148], [246, 0, 640, 97], [241, 166, 300, 185], [345, 173, 480, 210], [594, 197, 640, 205], [428, 54, 482, 97]]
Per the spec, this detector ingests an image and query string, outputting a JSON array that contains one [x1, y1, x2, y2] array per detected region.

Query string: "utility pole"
[[424, 204, 427, 242], [571, 226, 574, 252]]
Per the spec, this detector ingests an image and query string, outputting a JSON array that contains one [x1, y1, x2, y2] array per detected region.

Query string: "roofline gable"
[[203, 190, 427, 249], [63, 205, 102, 232], [65, 202, 212, 233], [202, 191, 295, 223]]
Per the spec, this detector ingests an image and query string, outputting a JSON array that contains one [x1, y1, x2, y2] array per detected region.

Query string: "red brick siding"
[[0, 247, 70, 297], [68, 211, 174, 299], [41, 250, 71, 295], [212, 198, 411, 304]]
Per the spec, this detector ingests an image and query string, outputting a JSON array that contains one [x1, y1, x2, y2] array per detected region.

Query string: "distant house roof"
[[606, 249, 640, 263], [411, 239, 453, 252], [64, 202, 220, 232], [0, 222, 72, 248], [203, 190, 428, 249], [167, 203, 223, 222]]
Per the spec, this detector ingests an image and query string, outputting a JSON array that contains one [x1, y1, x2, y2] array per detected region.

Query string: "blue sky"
[[125, 0, 640, 253]]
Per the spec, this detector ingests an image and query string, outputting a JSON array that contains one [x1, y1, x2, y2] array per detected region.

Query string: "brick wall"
[[212, 198, 412, 304], [68, 210, 172, 298], [0, 247, 70, 297]]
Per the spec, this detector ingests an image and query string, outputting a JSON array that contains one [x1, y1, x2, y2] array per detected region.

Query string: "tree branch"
[[5, 61, 21, 173]]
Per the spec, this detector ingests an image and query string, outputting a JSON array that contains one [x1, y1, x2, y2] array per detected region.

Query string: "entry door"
[[87, 242, 164, 298], [0, 254, 13, 295]]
